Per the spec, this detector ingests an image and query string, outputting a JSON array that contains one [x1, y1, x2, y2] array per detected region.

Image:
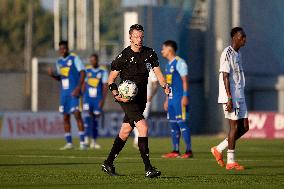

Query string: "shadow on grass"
[[0, 160, 141, 167], [0, 162, 101, 167]]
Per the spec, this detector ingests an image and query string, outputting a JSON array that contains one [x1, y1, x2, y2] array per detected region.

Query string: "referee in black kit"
[[101, 24, 170, 178]]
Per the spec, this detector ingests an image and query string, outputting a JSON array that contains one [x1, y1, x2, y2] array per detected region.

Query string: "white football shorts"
[[222, 99, 248, 120]]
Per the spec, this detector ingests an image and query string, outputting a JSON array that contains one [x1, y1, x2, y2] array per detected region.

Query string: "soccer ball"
[[118, 80, 138, 100]]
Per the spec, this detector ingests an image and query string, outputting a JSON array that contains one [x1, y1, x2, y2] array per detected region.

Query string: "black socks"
[[138, 137, 152, 171], [106, 136, 152, 171], [106, 135, 126, 165]]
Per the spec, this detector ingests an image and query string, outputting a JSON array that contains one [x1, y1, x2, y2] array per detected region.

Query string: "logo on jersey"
[[146, 63, 152, 72], [60, 67, 70, 77], [67, 60, 72, 66], [87, 72, 92, 77], [130, 57, 134, 62], [170, 66, 174, 73], [96, 72, 102, 79]]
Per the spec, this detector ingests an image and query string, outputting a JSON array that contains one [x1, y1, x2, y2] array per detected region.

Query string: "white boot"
[[90, 139, 101, 149], [60, 143, 74, 150]]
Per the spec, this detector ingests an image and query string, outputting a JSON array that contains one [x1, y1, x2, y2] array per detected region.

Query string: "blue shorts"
[[167, 98, 189, 122], [59, 95, 80, 114], [83, 97, 102, 115]]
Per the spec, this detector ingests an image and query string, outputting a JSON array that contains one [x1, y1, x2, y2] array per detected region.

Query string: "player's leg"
[[60, 113, 74, 150], [133, 101, 151, 149], [90, 99, 103, 149], [90, 112, 101, 149], [235, 101, 249, 139], [74, 110, 87, 150], [133, 127, 139, 149], [135, 119, 161, 178], [83, 112, 92, 144], [82, 103, 92, 145], [71, 96, 86, 149], [59, 95, 73, 150], [216, 102, 249, 152], [214, 118, 249, 154], [177, 105, 193, 158], [226, 119, 244, 170], [211, 104, 230, 166], [106, 122, 132, 163], [236, 118, 249, 139], [102, 120, 132, 176], [135, 97, 161, 177], [162, 103, 181, 158]]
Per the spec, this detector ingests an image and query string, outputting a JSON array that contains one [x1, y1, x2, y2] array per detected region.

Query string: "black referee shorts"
[[119, 85, 147, 128]]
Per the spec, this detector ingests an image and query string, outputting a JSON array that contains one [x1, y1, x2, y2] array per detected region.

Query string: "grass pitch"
[[0, 137, 283, 189]]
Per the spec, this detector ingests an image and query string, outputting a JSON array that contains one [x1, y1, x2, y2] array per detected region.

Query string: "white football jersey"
[[218, 46, 246, 103]]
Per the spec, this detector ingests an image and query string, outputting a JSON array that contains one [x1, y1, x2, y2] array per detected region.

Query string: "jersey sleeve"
[[84, 69, 89, 82], [55, 61, 60, 76], [149, 49, 159, 68], [111, 53, 123, 71], [176, 59, 188, 77], [102, 69, 109, 84], [219, 51, 230, 73], [74, 56, 85, 72]]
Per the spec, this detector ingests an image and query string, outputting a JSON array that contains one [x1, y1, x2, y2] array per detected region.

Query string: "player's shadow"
[[247, 165, 284, 169], [0, 162, 101, 167], [158, 176, 180, 179]]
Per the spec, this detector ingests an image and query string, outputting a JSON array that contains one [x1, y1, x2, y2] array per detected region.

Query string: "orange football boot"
[[226, 162, 245, 170], [180, 151, 193, 159], [162, 151, 180, 158], [211, 146, 225, 167]]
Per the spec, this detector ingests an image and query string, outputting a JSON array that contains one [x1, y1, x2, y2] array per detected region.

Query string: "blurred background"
[[0, 0, 284, 139]]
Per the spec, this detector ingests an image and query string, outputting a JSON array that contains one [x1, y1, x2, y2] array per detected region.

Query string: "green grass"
[[0, 137, 283, 189]]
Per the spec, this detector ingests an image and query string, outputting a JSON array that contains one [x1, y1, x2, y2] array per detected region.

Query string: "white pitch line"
[[0, 154, 284, 162]]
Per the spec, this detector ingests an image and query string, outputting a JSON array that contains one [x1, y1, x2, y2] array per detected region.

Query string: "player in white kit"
[[133, 69, 158, 148], [211, 27, 249, 170]]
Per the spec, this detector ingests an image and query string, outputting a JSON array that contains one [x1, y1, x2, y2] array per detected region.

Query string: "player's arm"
[[101, 83, 108, 107], [100, 70, 109, 108], [72, 56, 86, 97], [176, 59, 189, 106], [47, 63, 61, 81], [81, 77, 87, 93], [148, 49, 170, 94], [152, 66, 166, 88], [72, 70, 85, 97], [181, 75, 189, 106], [109, 53, 130, 103], [223, 72, 233, 112], [152, 66, 170, 95], [108, 70, 129, 103], [47, 68, 60, 81], [220, 52, 233, 112]]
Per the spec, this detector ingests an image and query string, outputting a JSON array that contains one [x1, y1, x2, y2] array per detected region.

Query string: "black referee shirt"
[[111, 46, 159, 85]]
